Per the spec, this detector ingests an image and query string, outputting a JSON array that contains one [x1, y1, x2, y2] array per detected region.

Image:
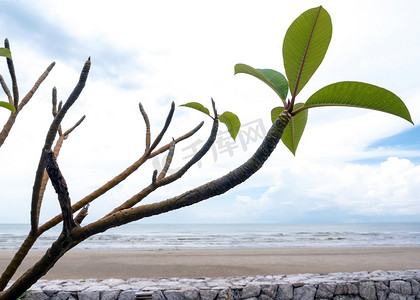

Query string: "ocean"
[[0, 223, 419, 251]]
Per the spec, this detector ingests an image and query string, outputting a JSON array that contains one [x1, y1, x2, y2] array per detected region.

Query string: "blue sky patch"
[[369, 125, 420, 150]]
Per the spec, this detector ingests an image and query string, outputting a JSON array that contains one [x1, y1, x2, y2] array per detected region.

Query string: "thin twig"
[[149, 121, 203, 158], [157, 139, 175, 181], [149, 102, 175, 152], [52, 88, 63, 136], [4, 39, 19, 109], [139, 103, 151, 151], [52, 87, 57, 116], [0, 75, 12, 104], [152, 170, 157, 184], [63, 115, 85, 138], [18, 62, 56, 111], [74, 204, 89, 226]]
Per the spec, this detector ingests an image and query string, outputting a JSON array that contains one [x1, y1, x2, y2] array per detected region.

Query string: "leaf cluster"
[[180, 101, 241, 141], [235, 6, 412, 155]]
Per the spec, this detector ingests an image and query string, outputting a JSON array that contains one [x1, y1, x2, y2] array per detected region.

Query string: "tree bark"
[[43, 149, 78, 232]]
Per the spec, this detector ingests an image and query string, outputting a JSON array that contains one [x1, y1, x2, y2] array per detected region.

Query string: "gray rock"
[[335, 283, 359, 295], [316, 283, 336, 299], [200, 289, 219, 300], [217, 289, 236, 300], [261, 285, 278, 298], [84, 285, 111, 292], [293, 285, 316, 300], [390, 281, 412, 295], [387, 293, 415, 300], [184, 289, 200, 300], [333, 296, 363, 300], [152, 291, 166, 300], [359, 282, 377, 300], [101, 290, 121, 300], [242, 284, 262, 298], [22, 291, 49, 300], [409, 279, 420, 296], [60, 285, 84, 292], [258, 295, 274, 300], [56, 291, 74, 300], [374, 282, 389, 300], [276, 283, 293, 300], [42, 285, 62, 296], [101, 279, 126, 287], [164, 290, 185, 300], [118, 290, 136, 300], [113, 284, 136, 291], [78, 290, 100, 300]]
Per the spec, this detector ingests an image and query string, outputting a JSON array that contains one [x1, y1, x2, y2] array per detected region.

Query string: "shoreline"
[[1, 247, 420, 280]]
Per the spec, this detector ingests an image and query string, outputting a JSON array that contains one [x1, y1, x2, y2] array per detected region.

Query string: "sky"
[[0, 0, 419, 225]]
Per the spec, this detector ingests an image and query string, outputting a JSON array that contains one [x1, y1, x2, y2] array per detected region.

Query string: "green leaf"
[[271, 104, 308, 155], [180, 102, 210, 116], [0, 48, 11, 59], [234, 63, 288, 102], [283, 6, 332, 98], [304, 81, 413, 124], [0, 101, 15, 113], [283, 103, 308, 155], [219, 111, 241, 140], [271, 106, 284, 123]]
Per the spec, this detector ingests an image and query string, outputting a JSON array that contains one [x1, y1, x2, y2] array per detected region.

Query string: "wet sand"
[[1, 247, 419, 280]]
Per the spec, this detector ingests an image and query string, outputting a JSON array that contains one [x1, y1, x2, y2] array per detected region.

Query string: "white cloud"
[[231, 157, 420, 222]]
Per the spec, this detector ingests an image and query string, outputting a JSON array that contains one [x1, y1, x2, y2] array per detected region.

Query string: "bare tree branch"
[[4, 39, 18, 109], [139, 103, 151, 151], [63, 115, 85, 138], [1, 95, 88, 289], [152, 170, 158, 184], [149, 121, 203, 158], [157, 139, 175, 181], [74, 204, 89, 226], [43, 149, 78, 233], [0, 75, 12, 104], [52, 87, 58, 116], [149, 102, 175, 152], [30, 58, 91, 233], [0, 55, 55, 147], [18, 62, 55, 111]]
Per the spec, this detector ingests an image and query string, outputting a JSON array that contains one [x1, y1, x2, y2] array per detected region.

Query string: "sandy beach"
[[1, 247, 419, 280]]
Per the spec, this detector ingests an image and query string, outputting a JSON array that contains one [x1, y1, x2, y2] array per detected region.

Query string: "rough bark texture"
[[43, 149, 78, 232]]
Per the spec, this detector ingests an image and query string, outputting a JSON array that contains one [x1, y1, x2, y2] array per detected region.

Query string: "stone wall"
[[19, 270, 420, 300]]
